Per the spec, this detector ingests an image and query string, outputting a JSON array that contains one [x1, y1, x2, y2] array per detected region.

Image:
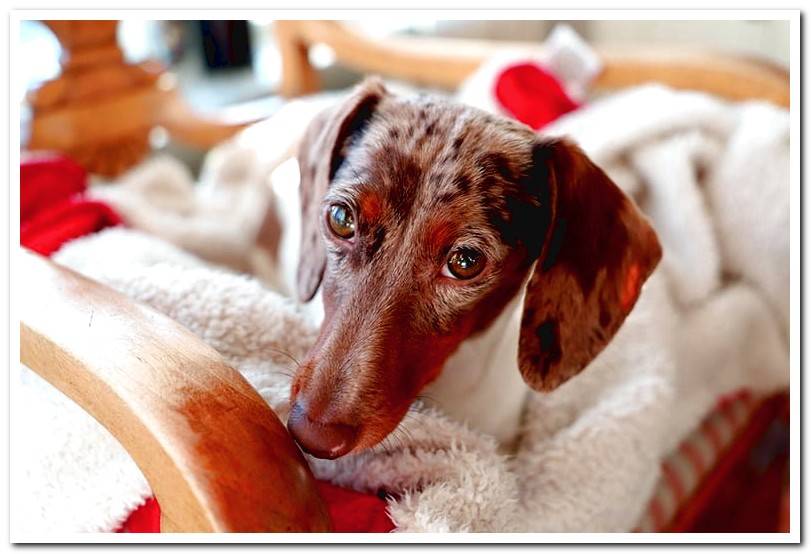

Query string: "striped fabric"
[[635, 390, 760, 532]]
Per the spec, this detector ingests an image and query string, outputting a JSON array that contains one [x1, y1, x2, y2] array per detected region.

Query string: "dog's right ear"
[[296, 77, 387, 302], [517, 138, 662, 392]]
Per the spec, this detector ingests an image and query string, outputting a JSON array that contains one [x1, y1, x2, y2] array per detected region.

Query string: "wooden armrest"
[[275, 20, 789, 107], [18, 248, 331, 532]]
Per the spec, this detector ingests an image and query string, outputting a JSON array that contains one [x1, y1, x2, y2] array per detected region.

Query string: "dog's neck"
[[423, 290, 529, 445], [301, 284, 529, 446]]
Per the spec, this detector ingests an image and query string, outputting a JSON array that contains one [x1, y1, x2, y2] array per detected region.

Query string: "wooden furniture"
[[18, 20, 790, 533], [25, 19, 789, 178], [274, 20, 790, 108], [19, 248, 331, 532], [26, 21, 262, 177]]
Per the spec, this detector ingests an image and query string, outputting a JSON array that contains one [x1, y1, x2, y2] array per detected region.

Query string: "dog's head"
[[288, 78, 661, 459]]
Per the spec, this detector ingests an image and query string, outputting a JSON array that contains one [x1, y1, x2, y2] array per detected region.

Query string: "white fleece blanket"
[[15, 84, 789, 535]]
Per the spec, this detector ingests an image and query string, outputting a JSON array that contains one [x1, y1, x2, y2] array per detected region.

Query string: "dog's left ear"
[[296, 77, 387, 302], [518, 138, 662, 392]]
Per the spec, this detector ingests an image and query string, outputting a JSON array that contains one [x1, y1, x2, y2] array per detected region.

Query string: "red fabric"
[[667, 394, 789, 532], [21, 198, 122, 255], [20, 154, 122, 255], [20, 153, 394, 534], [115, 498, 161, 533], [494, 62, 580, 130], [316, 481, 395, 533], [115, 483, 395, 533], [20, 154, 87, 222]]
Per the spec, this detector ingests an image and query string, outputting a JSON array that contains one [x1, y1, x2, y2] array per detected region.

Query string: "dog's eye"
[[327, 203, 355, 239], [444, 247, 485, 280]]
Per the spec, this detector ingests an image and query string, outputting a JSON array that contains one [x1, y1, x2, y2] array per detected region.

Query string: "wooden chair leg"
[[26, 20, 262, 176], [275, 21, 320, 98]]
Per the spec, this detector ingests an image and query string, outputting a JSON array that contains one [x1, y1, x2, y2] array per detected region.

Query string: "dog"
[[268, 77, 662, 460]]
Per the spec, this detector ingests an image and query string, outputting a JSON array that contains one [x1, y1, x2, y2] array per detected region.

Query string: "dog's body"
[[426, 287, 530, 444], [265, 79, 661, 459]]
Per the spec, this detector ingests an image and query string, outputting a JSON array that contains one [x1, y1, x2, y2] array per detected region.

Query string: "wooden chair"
[[19, 20, 790, 533], [273, 20, 789, 107]]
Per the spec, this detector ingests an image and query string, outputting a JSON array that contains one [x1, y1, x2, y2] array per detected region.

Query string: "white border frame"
[[6, 8, 800, 545]]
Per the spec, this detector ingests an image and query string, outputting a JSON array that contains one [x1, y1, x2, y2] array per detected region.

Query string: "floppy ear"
[[518, 138, 662, 392], [296, 77, 387, 302]]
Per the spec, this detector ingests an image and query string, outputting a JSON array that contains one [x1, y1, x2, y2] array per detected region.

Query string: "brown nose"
[[287, 401, 359, 459]]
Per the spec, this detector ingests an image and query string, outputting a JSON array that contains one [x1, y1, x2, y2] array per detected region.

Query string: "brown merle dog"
[[286, 77, 661, 459]]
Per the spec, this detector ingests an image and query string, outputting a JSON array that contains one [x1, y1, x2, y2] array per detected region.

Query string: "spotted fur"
[[291, 78, 661, 458]]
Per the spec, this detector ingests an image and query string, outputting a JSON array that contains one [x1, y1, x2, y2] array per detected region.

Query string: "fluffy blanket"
[[17, 82, 789, 533]]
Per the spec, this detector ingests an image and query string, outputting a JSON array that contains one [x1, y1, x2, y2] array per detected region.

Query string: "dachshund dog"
[[278, 78, 661, 459]]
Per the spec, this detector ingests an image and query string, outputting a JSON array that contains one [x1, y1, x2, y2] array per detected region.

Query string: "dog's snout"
[[287, 400, 359, 459]]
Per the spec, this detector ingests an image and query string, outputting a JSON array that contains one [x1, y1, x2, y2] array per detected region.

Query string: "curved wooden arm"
[[18, 248, 331, 532], [275, 20, 789, 107]]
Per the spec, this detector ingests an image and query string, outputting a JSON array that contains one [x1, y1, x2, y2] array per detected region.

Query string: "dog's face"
[[287, 78, 661, 459]]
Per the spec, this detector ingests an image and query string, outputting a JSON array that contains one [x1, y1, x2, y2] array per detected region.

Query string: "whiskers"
[[375, 409, 424, 456], [414, 392, 441, 409], [263, 345, 303, 380], [377, 426, 412, 456]]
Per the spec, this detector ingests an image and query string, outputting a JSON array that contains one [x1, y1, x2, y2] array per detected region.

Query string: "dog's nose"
[[287, 401, 359, 459]]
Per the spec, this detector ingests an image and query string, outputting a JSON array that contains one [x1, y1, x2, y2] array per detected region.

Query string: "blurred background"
[[18, 19, 790, 174], [18, 18, 790, 177], [19, 19, 790, 111]]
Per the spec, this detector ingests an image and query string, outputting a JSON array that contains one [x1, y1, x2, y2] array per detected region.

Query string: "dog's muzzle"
[[287, 400, 360, 459]]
